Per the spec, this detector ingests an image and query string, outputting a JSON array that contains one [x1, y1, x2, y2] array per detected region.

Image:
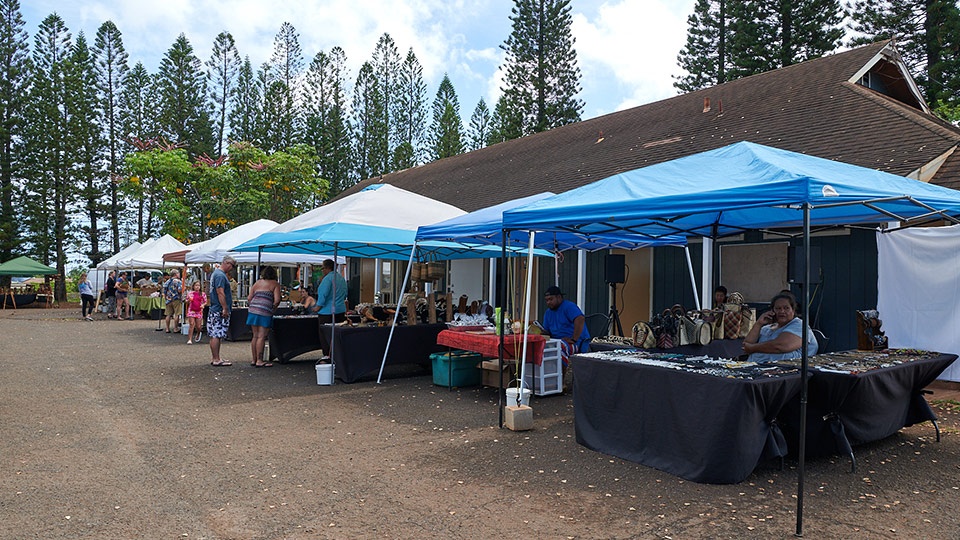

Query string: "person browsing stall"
[[713, 285, 728, 308], [742, 291, 818, 363], [207, 255, 236, 366], [305, 259, 348, 362], [246, 266, 281, 367], [78, 272, 95, 321], [164, 269, 183, 333], [541, 285, 590, 356]]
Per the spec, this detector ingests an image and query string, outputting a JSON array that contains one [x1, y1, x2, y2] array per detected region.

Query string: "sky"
[[21, 0, 697, 121]]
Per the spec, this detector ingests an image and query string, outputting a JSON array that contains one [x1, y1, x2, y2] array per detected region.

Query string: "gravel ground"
[[1, 307, 958, 539]]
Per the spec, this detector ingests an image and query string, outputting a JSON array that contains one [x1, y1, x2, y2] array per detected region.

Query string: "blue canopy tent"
[[414, 193, 688, 423], [502, 141, 960, 534]]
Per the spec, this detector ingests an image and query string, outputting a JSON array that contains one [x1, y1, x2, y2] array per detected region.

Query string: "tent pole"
[[684, 245, 701, 311], [329, 244, 338, 386], [498, 230, 507, 428], [156, 263, 165, 331], [517, 232, 536, 401], [796, 204, 811, 536], [378, 246, 416, 383]]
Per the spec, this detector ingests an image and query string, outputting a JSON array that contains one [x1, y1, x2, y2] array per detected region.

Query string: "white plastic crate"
[[523, 338, 563, 396]]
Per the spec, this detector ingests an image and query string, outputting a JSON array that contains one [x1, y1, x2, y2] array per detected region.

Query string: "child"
[[185, 281, 207, 344]]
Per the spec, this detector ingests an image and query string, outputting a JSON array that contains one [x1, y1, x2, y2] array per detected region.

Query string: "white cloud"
[[573, 0, 695, 116]]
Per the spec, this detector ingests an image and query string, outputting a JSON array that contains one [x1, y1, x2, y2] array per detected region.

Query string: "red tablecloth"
[[436, 329, 547, 365]]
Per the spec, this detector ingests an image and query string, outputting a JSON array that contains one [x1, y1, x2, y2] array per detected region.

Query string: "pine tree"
[[674, 0, 729, 92], [849, 0, 960, 113], [0, 0, 29, 263], [206, 31, 240, 156], [22, 14, 74, 296], [467, 98, 492, 152], [429, 74, 464, 160], [726, 0, 843, 79], [157, 34, 214, 157], [393, 47, 426, 169], [119, 62, 158, 240], [352, 61, 386, 181], [228, 56, 261, 144], [370, 33, 400, 174], [487, 94, 522, 145], [93, 20, 128, 256], [500, 0, 583, 137], [70, 32, 105, 270], [266, 22, 302, 149], [304, 47, 353, 198]]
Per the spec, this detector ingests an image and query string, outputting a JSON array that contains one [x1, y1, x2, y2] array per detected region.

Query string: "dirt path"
[[1, 308, 958, 539]]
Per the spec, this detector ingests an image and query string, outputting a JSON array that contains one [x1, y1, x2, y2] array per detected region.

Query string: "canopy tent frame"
[[501, 141, 960, 535]]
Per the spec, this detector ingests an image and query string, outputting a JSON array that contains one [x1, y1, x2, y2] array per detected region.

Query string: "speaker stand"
[[608, 282, 624, 337]]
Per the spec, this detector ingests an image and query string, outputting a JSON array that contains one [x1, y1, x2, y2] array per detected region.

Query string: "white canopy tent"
[[116, 235, 187, 270], [184, 219, 336, 266]]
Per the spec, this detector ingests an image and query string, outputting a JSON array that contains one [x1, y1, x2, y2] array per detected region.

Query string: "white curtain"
[[877, 226, 960, 381]]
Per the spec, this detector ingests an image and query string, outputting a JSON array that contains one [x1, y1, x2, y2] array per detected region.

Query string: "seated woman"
[[742, 292, 818, 363]]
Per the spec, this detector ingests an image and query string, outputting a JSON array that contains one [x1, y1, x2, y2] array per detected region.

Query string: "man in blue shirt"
[[207, 255, 236, 366], [306, 259, 348, 361], [541, 285, 590, 358]]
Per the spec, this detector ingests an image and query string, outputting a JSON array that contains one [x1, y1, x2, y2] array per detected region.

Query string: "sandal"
[[210, 361, 232, 366]]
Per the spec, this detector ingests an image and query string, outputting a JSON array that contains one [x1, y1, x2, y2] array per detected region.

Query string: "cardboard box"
[[481, 359, 516, 388]]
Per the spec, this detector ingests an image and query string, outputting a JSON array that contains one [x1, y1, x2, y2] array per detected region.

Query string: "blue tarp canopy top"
[[502, 141, 960, 238], [417, 193, 686, 250]]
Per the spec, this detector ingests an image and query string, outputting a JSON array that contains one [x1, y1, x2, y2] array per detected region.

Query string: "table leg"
[[825, 413, 856, 473]]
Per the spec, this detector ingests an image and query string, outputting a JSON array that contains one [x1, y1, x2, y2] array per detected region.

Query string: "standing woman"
[[185, 281, 207, 344], [246, 266, 281, 367], [115, 272, 131, 320], [78, 272, 95, 321]]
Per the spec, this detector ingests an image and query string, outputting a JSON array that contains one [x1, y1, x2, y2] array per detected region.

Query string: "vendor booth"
[[0, 256, 59, 309], [502, 141, 960, 534]]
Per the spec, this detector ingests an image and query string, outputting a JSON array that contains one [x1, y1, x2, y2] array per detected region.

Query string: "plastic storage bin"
[[523, 339, 563, 396], [431, 350, 483, 388]]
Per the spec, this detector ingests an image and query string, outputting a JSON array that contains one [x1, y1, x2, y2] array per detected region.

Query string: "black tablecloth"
[[319, 323, 446, 383], [589, 339, 745, 359], [572, 353, 802, 484], [226, 307, 296, 341], [268, 315, 323, 363], [779, 353, 957, 458]]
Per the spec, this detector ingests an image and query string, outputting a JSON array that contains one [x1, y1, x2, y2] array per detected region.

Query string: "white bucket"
[[316, 363, 333, 385], [505, 387, 531, 407], [181, 323, 190, 335]]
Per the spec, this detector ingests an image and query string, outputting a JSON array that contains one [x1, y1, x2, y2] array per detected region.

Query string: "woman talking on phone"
[[742, 291, 817, 362]]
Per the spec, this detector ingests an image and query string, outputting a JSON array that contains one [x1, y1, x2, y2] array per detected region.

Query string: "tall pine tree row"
[[676, 0, 843, 90], [206, 31, 240, 157], [499, 0, 583, 137], [848, 0, 960, 116], [68, 32, 105, 271], [429, 74, 464, 160], [119, 62, 160, 240], [0, 0, 29, 265], [93, 20, 127, 255], [303, 47, 354, 198], [22, 14, 74, 296]]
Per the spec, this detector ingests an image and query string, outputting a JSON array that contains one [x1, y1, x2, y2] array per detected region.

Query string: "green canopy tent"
[[0, 256, 58, 309]]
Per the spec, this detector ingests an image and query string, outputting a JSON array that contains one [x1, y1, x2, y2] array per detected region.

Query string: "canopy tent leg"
[[377, 246, 417, 384], [516, 232, 537, 402], [796, 204, 811, 537], [684, 245, 701, 311]]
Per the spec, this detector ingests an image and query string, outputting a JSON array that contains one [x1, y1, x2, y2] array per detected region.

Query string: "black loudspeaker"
[[605, 254, 625, 284], [788, 246, 821, 284]]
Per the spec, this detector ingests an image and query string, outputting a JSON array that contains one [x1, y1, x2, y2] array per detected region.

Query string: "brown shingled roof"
[[343, 40, 960, 212]]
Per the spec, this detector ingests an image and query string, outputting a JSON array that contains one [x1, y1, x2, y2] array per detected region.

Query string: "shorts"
[[165, 299, 182, 316], [186, 307, 204, 319], [246, 312, 274, 329], [207, 310, 229, 339]]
